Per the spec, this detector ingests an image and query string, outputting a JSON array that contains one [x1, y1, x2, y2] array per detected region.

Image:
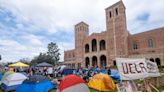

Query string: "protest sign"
[[116, 58, 160, 80]]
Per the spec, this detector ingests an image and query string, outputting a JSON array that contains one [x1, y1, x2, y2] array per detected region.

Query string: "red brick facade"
[[64, 1, 164, 68]]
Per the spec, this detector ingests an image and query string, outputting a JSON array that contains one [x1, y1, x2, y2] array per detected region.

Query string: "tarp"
[[9, 62, 29, 67], [16, 75, 55, 92], [61, 69, 74, 75], [59, 74, 89, 92], [16, 80, 55, 92], [36, 62, 53, 67], [110, 70, 120, 80], [88, 73, 115, 91]]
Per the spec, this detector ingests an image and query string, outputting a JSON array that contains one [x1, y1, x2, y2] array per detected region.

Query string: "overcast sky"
[[0, 0, 164, 63]]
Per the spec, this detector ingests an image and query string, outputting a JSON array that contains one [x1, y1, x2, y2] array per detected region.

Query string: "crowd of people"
[[0, 65, 113, 83]]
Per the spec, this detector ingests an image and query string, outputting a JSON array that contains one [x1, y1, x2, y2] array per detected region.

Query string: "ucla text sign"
[[116, 58, 160, 80]]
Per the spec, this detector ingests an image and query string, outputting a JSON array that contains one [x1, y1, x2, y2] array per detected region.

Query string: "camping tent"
[[36, 62, 53, 67], [88, 73, 115, 91], [59, 74, 89, 92], [9, 62, 29, 67], [110, 69, 120, 80], [58, 65, 67, 72], [16, 75, 55, 92], [1, 73, 27, 92]]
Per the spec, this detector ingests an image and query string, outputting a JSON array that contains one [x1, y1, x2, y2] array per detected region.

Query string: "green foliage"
[[110, 66, 118, 69], [31, 53, 53, 65], [30, 42, 60, 65], [47, 42, 60, 65], [158, 65, 164, 68]]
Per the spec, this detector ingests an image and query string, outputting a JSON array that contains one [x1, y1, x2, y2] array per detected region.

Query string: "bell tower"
[[75, 21, 89, 61], [105, 1, 128, 58]]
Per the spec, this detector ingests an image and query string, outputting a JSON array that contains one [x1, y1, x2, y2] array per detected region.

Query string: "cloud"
[[0, 0, 164, 62], [0, 39, 47, 62]]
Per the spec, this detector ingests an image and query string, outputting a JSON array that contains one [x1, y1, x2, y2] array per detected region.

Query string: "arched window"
[[155, 58, 161, 66], [92, 56, 97, 67], [109, 11, 112, 18], [85, 57, 90, 68], [92, 39, 97, 52], [116, 8, 118, 15], [100, 40, 106, 50], [147, 39, 153, 48], [100, 55, 107, 67], [85, 44, 89, 53], [113, 60, 116, 66], [133, 41, 139, 50]]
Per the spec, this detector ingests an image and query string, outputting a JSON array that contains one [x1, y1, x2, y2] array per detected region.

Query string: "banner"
[[146, 60, 160, 77], [116, 58, 160, 80]]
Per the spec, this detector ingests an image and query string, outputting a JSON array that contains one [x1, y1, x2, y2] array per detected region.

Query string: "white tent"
[[2, 73, 27, 86], [62, 83, 89, 92], [58, 65, 67, 72]]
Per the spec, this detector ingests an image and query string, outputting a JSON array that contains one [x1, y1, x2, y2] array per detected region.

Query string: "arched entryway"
[[85, 44, 89, 53], [85, 57, 90, 68], [155, 58, 161, 66], [113, 60, 116, 66], [100, 40, 106, 50], [92, 39, 97, 52], [100, 55, 107, 68], [92, 56, 97, 67], [149, 58, 154, 62]]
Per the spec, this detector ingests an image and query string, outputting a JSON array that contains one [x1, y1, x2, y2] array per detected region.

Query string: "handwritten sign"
[[116, 58, 160, 80]]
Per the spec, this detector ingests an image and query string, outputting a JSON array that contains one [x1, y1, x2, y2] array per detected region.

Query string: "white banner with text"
[[116, 58, 160, 80]]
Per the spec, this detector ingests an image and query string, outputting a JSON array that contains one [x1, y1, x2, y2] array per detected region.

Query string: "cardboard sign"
[[116, 58, 160, 80], [116, 81, 138, 92]]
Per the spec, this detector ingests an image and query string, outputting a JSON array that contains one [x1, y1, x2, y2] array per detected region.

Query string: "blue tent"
[[0, 72, 3, 80], [110, 70, 120, 80], [61, 69, 74, 75], [16, 75, 55, 92]]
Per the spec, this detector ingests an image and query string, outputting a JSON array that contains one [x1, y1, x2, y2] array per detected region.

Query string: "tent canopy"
[[36, 62, 53, 67], [59, 74, 89, 92], [9, 62, 29, 67], [23, 75, 48, 84], [16, 77, 55, 92], [88, 73, 115, 91]]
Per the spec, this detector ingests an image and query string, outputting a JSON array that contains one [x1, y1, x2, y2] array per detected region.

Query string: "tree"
[[30, 42, 60, 65], [19, 58, 31, 64], [47, 42, 60, 65], [31, 53, 53, 65]]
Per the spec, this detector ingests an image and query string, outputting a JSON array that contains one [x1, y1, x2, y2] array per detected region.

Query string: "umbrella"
[[36, 62, 53, 67], [9, 62, 29, 67]]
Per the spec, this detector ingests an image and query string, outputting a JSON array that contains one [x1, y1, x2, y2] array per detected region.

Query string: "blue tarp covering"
[[1, 83, 20, 92], [16, 80, 55, 92], [110, 70, 120, 80], [91, 69, 120, 80], [61, 69, 74, 75], [0, 73, 3, 80]]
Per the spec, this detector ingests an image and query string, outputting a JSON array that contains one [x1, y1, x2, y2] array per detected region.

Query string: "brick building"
[[64, 1, 164, 68]]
